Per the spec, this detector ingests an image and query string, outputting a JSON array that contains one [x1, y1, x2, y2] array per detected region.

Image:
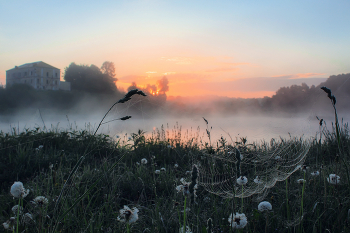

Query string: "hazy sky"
[[1, 0, 349, 98]]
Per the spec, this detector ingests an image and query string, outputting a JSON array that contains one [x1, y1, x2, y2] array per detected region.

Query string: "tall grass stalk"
[[300, 172, 306, 233], [183, 196, 187, 233], [321, 86, 350, 190], [50, 89, 146, 233], [286, 179, 291, 233]]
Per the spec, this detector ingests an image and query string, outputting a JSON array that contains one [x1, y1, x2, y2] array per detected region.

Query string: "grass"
[[1, 89, 350, 232]]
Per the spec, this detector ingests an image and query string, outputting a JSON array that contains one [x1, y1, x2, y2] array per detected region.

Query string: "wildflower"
[[236, 176, 248, 185], [174, 164, 179, 168], [297, 179, 306, 184], [11, 205, 23, 215], [2, 217, 15, 231], [258, 201, 272, 212], [117, 206, 139, 224], [38, 145, 43, 149], [327, 174, 340, 185], [311, 171, 320, 176], [228, 212, 248, 229], [136, 162, 140, 165], [10, 182, 30, 198], [179, 225, 192, 233], [32, 196, 49, 207], [185, 171, 191, 175], [49, 164, 53, 170], [141, 158, 148, 164], [161, 167, 166, 172], [254, 176, 263, 184], [155, 170, 160, 174], [22, 213, 33, 224]]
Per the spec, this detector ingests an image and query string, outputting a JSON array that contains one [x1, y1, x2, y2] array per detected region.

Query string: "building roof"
[[7, 61, 59, 71]]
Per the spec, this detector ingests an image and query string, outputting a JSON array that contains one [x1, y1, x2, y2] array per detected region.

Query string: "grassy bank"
[[0, 119, 349, 233]]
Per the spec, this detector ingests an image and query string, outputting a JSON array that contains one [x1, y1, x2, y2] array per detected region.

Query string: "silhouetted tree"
[[101, 61, 117, 82], [64, 62, 117, 94]]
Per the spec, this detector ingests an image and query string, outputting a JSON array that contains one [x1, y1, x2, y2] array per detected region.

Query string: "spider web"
[[197, 137, 311, 198]]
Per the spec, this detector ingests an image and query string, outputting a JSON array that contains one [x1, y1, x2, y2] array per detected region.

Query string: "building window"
[[55, 73, 58, 78], [46, 80, 49, 84], [30, 71, 33, 75], [47, 72, 49, 77], [37, 79, 39, 83]]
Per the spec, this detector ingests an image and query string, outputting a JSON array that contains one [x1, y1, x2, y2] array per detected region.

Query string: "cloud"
[[162, 72, 176, 75], [272, 72, 327, 79], [293, 73, 327, 79], [161, 56, 194, 65]]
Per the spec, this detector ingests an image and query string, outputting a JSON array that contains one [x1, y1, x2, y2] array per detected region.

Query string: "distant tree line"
[[165, 73, 350, 116]]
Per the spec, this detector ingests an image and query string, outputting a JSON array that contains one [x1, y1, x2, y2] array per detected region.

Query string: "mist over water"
[[1, 108, 346, 145]]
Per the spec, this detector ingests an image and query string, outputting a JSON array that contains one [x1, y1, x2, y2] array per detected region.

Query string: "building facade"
[[6, 61, 70, 91]]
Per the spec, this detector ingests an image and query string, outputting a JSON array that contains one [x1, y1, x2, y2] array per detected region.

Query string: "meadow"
[[1, 89, 350, 233]]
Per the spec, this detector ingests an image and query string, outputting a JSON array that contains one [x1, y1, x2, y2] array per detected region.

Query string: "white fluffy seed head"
[[228, 212, 248, 229], [10, 182, 30, 198], [117, 205, 139, 224], [141, 158, 148, 164], [236, 176, 248, 185], [32, 196, 49, 207], [327, 174, 340, 185], [258, 201, 272, 212]]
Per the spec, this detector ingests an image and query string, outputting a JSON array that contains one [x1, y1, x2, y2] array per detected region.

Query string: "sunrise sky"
[[1, 1, 349, 98]]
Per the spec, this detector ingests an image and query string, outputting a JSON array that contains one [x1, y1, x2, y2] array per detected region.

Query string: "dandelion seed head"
[[174, 164, 179, 168], [297, 179, 306, 184], [32, 196, 49, 207], [155, 170, 160, 174], [311, 171, 320, 176], [254, 176, 263, 184], [117, 206, 139, 224], [327, 174, 340, 185], [2, 218, 15, 231], [161, 167, 166, 172], [258, 201, 272, 212], [22, 213, 33, 224], [10, 182, 29, 198], [179, 225, 192, 233], [11, 205, 23, 215], [236, 176, 248, 185], [141, 158, 148, 164], [228, 212, 247, 229]]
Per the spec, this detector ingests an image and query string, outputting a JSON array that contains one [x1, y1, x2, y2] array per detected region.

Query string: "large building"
[[6, 61, 70, 91]]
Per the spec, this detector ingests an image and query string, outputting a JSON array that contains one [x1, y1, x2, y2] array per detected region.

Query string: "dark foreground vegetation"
[[1, 114, 350, 232]]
